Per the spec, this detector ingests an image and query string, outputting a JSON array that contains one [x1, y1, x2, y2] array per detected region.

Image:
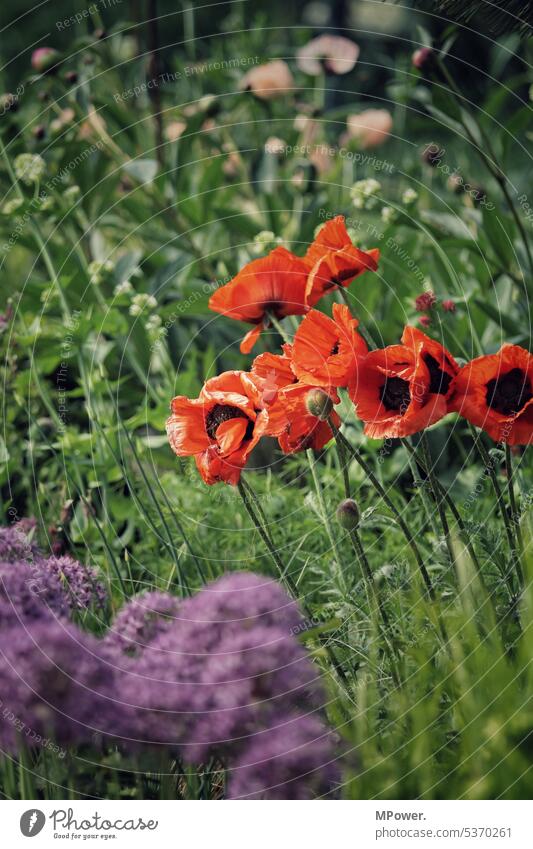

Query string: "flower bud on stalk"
[[31, 47, 60, 74], [336, 499, 360, 530], [412, 47, 433, 72], [305, 389, 333, 421]]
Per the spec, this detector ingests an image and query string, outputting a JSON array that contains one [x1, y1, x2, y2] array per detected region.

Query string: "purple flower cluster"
[[0, 524, 107, 614], [114, 573, 340, 797], [0, 561, 69, 628], [227, 713, 340, 799], [41, 555, 107, 611], [0, 619, 124, 751], [104, 590, 180, 658], [0, 523, 341, 799]]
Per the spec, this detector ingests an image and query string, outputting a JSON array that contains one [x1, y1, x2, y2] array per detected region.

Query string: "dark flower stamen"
[[205, 404, 254, 440], [424, 352, 452, 396], [330, 339, 340, 356], [486, 368, 532, 416], [380, 377, 411, 412]]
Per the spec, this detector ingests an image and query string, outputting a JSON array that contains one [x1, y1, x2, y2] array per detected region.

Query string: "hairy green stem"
[[468, 424, 523, 590], [420, 433, 456, 569], [331, 424, 435, 599]]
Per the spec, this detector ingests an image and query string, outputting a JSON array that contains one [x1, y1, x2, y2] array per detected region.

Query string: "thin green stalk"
[[331, 423, 402, 686], [268, 313, 345, 571], [402, 439, 487, 589], [237, 478, 295, 593], [306, 447, 344, 571], [349, 526, 402, 688], [420, 433, 456, 569], [332, 423, 435, 599], [336, 287, 377, 350], [468, 424, 523, 589], [238, 477, 355, 701], [506, 443, 523, 555], [404, 444, 441, 540]]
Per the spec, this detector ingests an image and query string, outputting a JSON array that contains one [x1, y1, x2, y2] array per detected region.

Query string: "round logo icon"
[[20, 809, 46, 837]]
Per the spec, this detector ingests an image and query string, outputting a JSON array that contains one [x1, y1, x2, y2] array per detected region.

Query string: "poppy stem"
[[335, 287, 377, 350], [239, 480, 357, 702], [267, 312, 293, 344], [306, 448, 344, 572], [402, 439, 488, 592], [330, 420, 402, 687], [468, 425, 523, 590], [419, 434, 456, 570], [404, 446, 442, 540], [330, 422, 435, 600], [505, 443, 524, 556], [237, 478, 297, 595], [350, 527, 403, 688]]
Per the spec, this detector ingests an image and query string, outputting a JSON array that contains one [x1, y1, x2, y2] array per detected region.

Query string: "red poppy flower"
[[251, 343, 296, 405], [449, 344, 533, 445], [208, 247, 309, 353], [265, 384, 340, 454], [166, 371, 268, 485], [292, 303, 367, 388], [401, 326, 459, 402], [303, 216, 379, 306], [349, 327, 458, 438]]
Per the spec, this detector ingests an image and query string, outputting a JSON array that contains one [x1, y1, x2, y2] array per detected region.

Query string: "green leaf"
[[122, 158, 159, 184], [473, 298, 521, 336]]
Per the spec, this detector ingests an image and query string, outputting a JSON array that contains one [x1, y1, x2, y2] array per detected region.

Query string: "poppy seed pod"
[[305, 389, 333, 420], [336, 499, 359, 530]]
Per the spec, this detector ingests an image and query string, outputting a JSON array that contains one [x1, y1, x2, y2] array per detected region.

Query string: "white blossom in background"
[[350, 178, 381, 210], [129, 293, 157, 316], [14, 153, 46, 185]]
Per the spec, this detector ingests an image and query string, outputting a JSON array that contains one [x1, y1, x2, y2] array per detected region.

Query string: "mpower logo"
[[20, 809, 46, 837]]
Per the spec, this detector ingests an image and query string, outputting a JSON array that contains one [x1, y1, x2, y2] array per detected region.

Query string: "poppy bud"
[[305, 389, 333, 420], [412, 47, 433, 71], [31, 47, 60, 74], [336, 499, 359, 530]]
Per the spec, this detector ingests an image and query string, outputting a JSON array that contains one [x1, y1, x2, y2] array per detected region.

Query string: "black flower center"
[[380, 377, 411, 413], [205, 404, 254, 441], [330, 339, 340, 356], [486, 368, 532, 416], [423, 352, 452, 396]]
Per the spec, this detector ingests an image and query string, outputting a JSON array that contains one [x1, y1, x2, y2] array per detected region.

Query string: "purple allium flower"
[[104, 591, 180, 657], [0, 524, 40, 563], [39, 555, 107, 612], [120, 620, 326, 762], [176, 571, 304, 641], [0, 561, 69, 628], [114, 574, 327, 760], [227, 713, 341, 799], [0, 619, 123, 751]]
